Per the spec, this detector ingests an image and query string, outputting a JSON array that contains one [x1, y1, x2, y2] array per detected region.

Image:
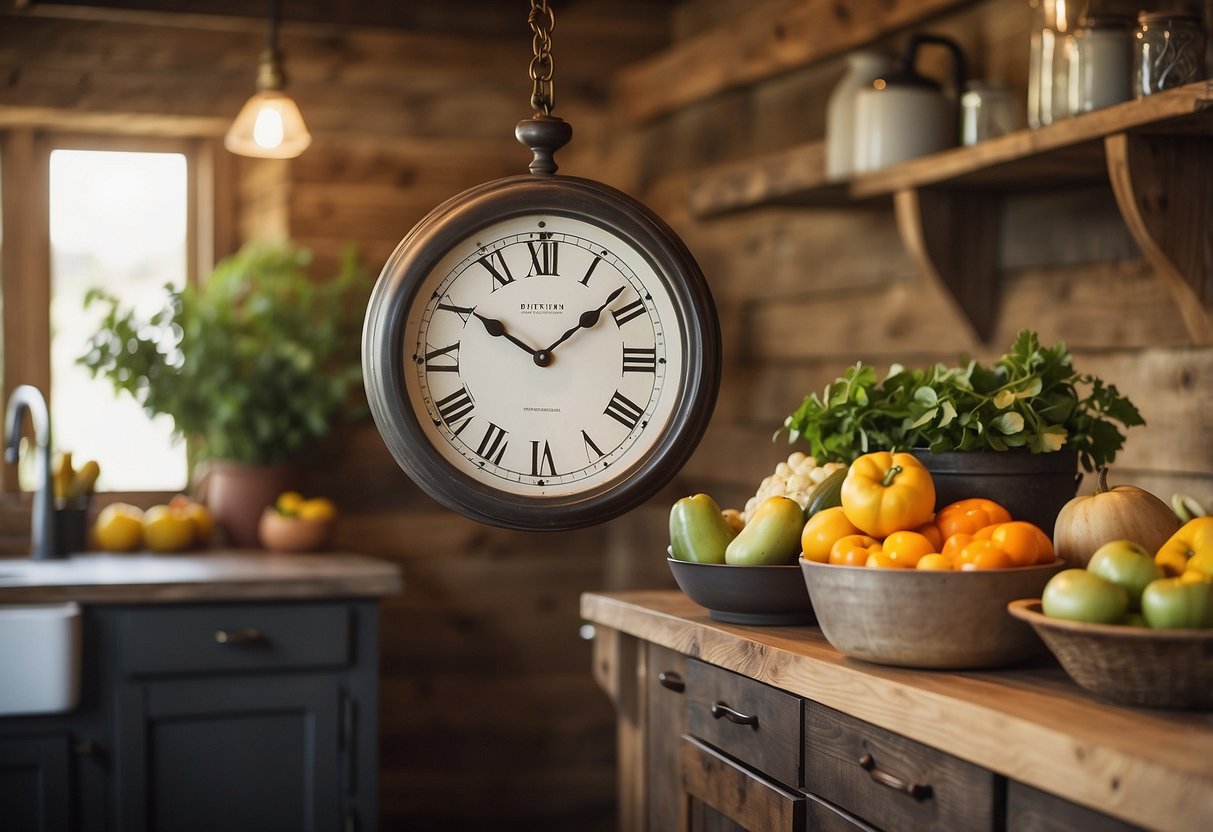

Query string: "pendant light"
[[224, 0, 311, 159]]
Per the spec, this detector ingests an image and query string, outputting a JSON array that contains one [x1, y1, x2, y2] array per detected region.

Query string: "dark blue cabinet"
[[0, 599, 381, 832]]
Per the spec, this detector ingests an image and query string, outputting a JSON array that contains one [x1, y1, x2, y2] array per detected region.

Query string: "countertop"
[[581, 590, 1213, 832], [0, 551, 403, 604]]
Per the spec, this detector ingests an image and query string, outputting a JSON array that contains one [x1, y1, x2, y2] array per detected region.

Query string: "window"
[[49, 149, 190, 491], [1, 131, 226, 495]]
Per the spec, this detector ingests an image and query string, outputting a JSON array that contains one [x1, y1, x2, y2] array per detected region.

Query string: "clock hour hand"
[[473, 311, 537, 356], [544, 285, 627, 355]]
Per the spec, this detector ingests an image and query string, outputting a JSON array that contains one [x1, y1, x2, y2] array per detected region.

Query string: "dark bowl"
[[667, 557, 815, 626]]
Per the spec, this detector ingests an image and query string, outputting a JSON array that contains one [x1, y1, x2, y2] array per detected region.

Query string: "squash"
[[804, 467, 847, 518], [1053, 468, 1180, 567]]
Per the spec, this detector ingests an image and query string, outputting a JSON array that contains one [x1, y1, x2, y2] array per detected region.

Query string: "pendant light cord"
[[267, 0, 281, 52], [528, 0, 556, 115]]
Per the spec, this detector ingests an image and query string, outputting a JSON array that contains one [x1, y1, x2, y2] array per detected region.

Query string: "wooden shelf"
[[685, 82, 1213, 344]]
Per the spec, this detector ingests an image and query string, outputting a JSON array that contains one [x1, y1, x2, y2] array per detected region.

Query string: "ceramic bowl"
[[800, 558, 1066, 669], [258, 509, 333, 553], [1008, 599, 1213, 710], [667, 557, 815, 626]]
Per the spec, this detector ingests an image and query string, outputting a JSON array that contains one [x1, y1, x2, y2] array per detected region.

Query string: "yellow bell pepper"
[[840, 451, 936, 538], [1156, 516, 1213, 577]]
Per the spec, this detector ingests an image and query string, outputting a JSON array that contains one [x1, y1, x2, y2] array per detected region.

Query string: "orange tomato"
[[941, 532, 973, 564], [866, 550, 907, 569], [956, 539, 1016, 570], [912, 519, 943, 550], [935, 498, 1012, 540], [881, 530, 936, 568], [801, 506, 861, 563], [916, 553, 953, 570], [989, 520, 1055, 565], [830, 534, 882, 567]]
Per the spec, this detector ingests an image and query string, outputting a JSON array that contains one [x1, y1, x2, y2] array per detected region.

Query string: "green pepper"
[[669, 493, 735, 564]]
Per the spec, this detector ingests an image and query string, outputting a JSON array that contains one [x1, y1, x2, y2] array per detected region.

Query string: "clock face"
[[403, 214, 683, 497], [363, 174, 720, 530]]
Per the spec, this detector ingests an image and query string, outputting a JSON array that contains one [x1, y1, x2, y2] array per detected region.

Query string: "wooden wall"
[[4, 0, 1212, 829]]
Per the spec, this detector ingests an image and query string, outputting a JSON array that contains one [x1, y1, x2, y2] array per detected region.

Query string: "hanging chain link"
[[527, 0, 556, 115]]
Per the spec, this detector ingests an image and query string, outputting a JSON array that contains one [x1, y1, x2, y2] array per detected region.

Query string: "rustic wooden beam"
[[613, 0, 977, 124]]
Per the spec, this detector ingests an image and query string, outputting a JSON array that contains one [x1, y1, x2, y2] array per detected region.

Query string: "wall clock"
[[362, 2, 720, 531]]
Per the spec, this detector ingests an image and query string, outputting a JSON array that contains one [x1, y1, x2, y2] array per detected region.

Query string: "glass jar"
[[1134, 11, 1207, 97], [1076, 17, 1133, 111], [1028, 0, 1082, 127], [961, 83, 1019, 145]]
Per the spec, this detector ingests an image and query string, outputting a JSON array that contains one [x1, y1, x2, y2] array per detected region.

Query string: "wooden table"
[[581, 590, 1213, 832]]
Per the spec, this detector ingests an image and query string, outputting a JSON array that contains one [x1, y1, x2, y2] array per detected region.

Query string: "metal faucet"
[[4, 385, 58, 560]]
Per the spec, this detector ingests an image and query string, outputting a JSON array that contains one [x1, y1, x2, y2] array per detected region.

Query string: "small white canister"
[[1077, 17, 1133, 112]]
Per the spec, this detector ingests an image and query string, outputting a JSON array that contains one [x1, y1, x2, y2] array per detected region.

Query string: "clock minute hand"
[[544, 286, 627, 354], [473, 311, 537, 356]]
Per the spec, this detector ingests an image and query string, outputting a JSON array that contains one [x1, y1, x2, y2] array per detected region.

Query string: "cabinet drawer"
[[646, 644, 689, 832], [805, 703, 999, 831], [685, 659, 802, 788], [1007, 780, 1144, 832], [681, 735, 804, 831], [119, 603, 351, 676]]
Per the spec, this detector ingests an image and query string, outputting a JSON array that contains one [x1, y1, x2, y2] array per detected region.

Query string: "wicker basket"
[[1007, 599, 1213, 710]]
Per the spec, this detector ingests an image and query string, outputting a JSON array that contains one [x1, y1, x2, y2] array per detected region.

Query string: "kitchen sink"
[[0, 602, 82, 716]]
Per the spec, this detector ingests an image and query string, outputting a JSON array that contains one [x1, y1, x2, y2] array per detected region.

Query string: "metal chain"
[[527, 0, 556, 115]]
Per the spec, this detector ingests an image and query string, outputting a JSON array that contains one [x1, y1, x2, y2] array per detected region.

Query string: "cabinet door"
[[681, 735, 804, 832], [0, 735, 71, 832], [116, 673, 341, 832], [646, 643, 688, 832]]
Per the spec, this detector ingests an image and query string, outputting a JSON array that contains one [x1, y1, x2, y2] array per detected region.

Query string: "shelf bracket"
[[1105, 131, 1213, 346], [894, 187, 1002, 343]]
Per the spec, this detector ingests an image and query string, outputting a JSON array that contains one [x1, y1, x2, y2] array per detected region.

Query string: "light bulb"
[[253, 106, 286, 150]]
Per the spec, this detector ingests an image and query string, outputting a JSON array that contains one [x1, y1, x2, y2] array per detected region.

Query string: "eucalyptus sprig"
[[779, 330, 1143, 473]]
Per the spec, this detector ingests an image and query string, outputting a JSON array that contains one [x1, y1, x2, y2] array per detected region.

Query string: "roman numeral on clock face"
[[604, 390, 645, 431], [478, 250, 515, 290], [424, 342, 460, 373], [611, 297, 647, 327], [527, 240, 559, 277], [530, 440, 557, 477], [435, 386, 475, 428], [476, 422, 509, 465], [579, 255, 602, 286], [581, 429, 604, 462], [621, 345, 657, 374]]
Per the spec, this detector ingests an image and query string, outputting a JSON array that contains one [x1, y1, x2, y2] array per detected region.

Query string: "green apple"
[[1042, 568, 1130, 624], [1141, 578, 1213, 629], [1086, 539, 1164, 610]]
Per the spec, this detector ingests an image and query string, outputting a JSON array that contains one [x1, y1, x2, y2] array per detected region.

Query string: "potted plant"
[[79, 242, 371, 546], [778, 330, 1144, 532]]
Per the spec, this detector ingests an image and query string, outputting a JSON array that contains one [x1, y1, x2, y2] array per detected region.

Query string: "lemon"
[[276, 491, 306, 516], [94, 503, 144, 551], [142, 504, 196, 552], [297, 497, 337, 521]]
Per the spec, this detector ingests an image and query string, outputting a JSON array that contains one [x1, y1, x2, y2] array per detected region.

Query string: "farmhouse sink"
[[0, 601, 82, 716]]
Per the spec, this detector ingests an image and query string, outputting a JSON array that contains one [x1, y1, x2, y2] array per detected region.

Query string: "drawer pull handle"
[[657, 671, 685, 692], [859, 753, 932, 801], [710, 701, 758, 728], [214, 627, 265, 645]]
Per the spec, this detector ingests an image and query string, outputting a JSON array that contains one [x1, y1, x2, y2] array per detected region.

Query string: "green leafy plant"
[[79, 242, 372, 466], [779, 330, 1143, 473]]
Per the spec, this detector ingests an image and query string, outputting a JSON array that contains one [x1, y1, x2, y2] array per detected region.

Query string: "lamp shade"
[[224, 90, 311, 159]]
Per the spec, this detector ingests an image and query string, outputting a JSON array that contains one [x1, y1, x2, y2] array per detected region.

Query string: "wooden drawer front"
[[685, 659, 802, 788], [804, 793, 881, 832], [647, 644, 689, 832], [1007, 781, 1145, 832], [681, 735, 804, 831], [119, 603, 350, 676], [805, 703, 999, 832]]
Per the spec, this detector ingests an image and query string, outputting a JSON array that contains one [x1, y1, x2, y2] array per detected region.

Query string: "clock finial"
[[516, 114, 572, 176]]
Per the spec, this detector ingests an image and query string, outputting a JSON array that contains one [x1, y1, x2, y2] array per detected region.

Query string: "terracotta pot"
[[200, 461, 300, 548], [911, 448, 1082, 536]]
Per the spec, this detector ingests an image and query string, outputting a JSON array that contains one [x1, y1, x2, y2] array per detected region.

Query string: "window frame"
[[1, 128, 233, 497]]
